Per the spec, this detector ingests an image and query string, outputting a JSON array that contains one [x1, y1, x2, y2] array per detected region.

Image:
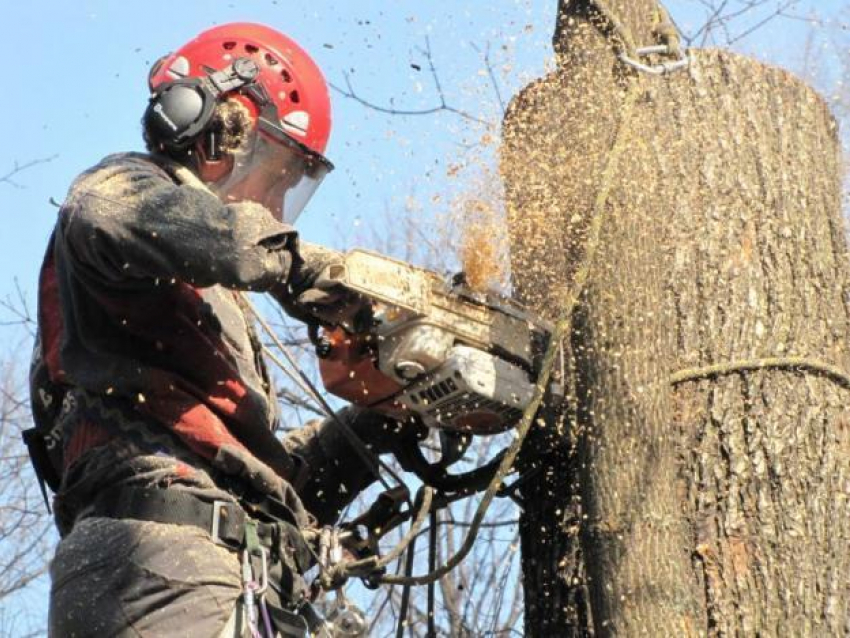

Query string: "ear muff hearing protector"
[[144, 57, 261, 152]]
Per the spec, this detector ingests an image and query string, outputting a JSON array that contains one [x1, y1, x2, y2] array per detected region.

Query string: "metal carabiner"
[[241, 550, 259, 630], [253, 546, 270, 595], [242, 546, 270, 633], [619, 44, 690, 76], [318, 526, 333, 570]]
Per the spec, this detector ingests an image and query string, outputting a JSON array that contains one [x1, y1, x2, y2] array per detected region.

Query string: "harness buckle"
[[254, 546, 270, 594], [210, 500, 231, 547]]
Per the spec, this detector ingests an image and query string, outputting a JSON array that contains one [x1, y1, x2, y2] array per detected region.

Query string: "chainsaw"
[[287, 250, 559, 623], [307, 249, 557, 437]]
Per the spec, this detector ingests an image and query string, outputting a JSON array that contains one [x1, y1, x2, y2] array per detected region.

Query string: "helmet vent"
[[290, 90, 300, 104], [223, 41, 237, 50], [245, 44, 259, 54], [281, 69, 292, 83], [265, 53, 278, 66]]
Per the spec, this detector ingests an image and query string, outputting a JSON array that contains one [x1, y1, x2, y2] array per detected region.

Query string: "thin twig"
[[678, 0, 808, 47], [0, 279, 36, 336], [727, 0, 802, 45], [330, 36, 492, 127], [276, 388, 325, 416], [694, 0, 732, 46], [471, 42, 507, 116], [779, 11, 849, 30], [0, 155, 58, 189]]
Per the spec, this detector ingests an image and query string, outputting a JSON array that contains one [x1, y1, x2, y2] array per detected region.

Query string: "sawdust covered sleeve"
[[61, 153, 297, 292]]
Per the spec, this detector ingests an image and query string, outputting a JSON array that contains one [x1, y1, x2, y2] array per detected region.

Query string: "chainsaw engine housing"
[[317, 250, 553, 435]]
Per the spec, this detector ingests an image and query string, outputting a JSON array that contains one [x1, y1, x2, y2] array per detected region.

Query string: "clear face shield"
[[211, 117, 333, 224]]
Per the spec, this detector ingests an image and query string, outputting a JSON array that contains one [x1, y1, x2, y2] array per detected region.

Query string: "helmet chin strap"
[[195, 139, 234, 184]]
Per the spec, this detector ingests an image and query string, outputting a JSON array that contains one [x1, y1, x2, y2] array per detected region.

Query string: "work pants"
[[49, 516, 247, 637]]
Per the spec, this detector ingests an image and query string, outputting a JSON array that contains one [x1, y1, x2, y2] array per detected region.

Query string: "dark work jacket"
[[30, 152, 373, 532]]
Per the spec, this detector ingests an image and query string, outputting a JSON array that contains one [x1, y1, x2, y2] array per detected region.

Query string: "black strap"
[[85, 486, 262, 551], [22, 427, 59, 512], [82, 485, 315, 577]]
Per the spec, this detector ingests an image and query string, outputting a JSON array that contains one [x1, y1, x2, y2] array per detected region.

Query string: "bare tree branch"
[[0, 156, 58, 189], [0, 355, 52, 625], [470, 42, 507, 116], [330, 36, 493, 127], [726, 0, 803, 45], [276, 388, 325, 416], [677, 0, 807, 47], [0, 280, 36, 337]]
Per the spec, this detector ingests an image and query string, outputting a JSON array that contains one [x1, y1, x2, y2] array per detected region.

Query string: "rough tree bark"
[[502, 1, 850, 635]]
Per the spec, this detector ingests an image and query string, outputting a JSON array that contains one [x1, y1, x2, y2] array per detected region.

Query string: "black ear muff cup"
[[144, 57, 261, 153], [144, 80, 216, 151]]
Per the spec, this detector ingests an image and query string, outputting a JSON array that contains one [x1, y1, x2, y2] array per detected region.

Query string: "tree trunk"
[[502, 4, 850, 636]]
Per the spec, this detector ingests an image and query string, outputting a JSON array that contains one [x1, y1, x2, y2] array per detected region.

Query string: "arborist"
[[27, 22, 416, 637]]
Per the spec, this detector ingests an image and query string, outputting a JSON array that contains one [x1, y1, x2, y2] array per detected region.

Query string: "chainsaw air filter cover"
[[397, 346, 535, 434]]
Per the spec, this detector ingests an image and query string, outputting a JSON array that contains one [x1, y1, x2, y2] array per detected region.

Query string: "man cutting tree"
[[26, 23, 416, 637]]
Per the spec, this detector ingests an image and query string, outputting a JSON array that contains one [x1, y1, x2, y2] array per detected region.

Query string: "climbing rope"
[[584, 1, 690, 76], [322, 486, 434, 583], [670, 356, 850, 389], [580, 5, 850, 405], [361, 71, 649, 589], [313, 0, 689, 592], [583, 0, 638, 56], [245, 0, 727, 602]]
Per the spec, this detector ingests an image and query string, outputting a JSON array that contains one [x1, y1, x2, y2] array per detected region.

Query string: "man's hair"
[[142, 97, 254, 164]]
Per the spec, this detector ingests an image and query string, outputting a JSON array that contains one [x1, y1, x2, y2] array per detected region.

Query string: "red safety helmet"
[[148, 23, 333, 222]]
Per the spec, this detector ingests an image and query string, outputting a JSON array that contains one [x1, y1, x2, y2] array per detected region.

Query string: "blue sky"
[[0, 1, 554, 324], [1, 0, 844, 342]]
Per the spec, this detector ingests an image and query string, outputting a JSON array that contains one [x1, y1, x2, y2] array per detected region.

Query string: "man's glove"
[[273, 242, 369, 329], [345, 407, 429, 458]]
